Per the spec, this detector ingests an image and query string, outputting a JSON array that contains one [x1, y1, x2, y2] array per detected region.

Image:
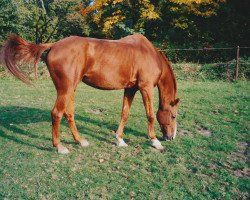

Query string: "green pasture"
[[0, 78, 249, 199]]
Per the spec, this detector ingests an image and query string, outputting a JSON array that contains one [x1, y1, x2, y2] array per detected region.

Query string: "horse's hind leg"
[[51, 91, 72, 154], [116, 88, 137, 147], [64, 92, 89, 147]]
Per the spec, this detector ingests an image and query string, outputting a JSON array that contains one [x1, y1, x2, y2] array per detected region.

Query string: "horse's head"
[[157, 98, 180, 140]]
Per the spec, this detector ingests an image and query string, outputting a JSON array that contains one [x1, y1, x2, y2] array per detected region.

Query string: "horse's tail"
[[1, 34, 53, 84]]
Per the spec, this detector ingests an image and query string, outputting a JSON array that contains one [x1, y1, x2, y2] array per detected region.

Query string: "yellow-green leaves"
[[169, 0, 226, 17], [80, 0, 159, 37], [140, 0, 159, 20]]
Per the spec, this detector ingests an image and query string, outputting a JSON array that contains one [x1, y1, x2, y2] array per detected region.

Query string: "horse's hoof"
[[57, 144, 70, 154], [79, 139, 89, 147], [117, 138, 128, 147], [151, 138, 164, 150]]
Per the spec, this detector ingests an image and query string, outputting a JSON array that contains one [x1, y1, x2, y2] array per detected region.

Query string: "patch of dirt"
[[239, 142, 249, 156], [179, 129, 192, 135], [129, 191, 136, 200], [234, 169, 250, 178], [229, 152, 247, 163], [197, 127, 212, 137], [229, 142, 249, 163], [132, 145, 142, 156], [88, 108, 105, 115], [228, 142, 249, 179]]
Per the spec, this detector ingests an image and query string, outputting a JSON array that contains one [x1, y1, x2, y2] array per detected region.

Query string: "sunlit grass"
[[0, 78, 249, 199]]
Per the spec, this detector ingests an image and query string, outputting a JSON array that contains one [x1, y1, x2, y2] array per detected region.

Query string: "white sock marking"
[[116, 134, 128, 147], [57, 144, 70, 154], [151, 138, 164, 150]]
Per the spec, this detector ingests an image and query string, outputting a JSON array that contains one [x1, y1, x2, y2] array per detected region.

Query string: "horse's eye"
[[172, 115, 176, 120]]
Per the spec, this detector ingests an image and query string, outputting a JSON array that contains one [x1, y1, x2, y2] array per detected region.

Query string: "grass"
[[0, 77, 249, 199]]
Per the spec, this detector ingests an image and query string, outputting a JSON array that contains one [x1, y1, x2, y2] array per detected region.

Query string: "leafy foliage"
[[79, 0, 160, 38], [0, 0, 20, 43], [0, 0, 249, 61], [1, 0, 88, 43]]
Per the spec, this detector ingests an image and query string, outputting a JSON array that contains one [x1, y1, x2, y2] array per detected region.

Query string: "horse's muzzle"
[[163, 134, 176, 141]]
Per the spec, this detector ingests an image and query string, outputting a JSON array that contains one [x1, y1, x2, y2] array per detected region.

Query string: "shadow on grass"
[[77, 115, 146, 137], [0, 106, 146, 150]]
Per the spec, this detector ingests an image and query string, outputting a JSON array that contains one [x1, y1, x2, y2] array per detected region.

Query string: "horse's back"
[[46, 35, 163, 90]]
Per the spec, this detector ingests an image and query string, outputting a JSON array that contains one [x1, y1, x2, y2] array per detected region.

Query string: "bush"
[[201, 58, 250, 81], [172, 57, 250, 81]]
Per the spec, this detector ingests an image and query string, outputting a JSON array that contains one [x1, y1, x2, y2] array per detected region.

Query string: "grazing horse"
[[2, 34, 179, 154]]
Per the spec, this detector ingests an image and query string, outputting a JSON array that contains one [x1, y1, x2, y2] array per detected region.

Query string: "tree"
[[0, 0, 90, 44], [0, 0, 248, 62], [0, 0, 21, 43], [155, 0, 226, 47], [79, 0, 160, 38], [16, 0, 89, 43]]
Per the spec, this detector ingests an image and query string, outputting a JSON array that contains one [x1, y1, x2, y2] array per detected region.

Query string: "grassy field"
[[0, 77, 249, 199]]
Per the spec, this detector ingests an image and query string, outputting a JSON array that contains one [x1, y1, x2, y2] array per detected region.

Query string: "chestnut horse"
[[2, 34, 179, 154]]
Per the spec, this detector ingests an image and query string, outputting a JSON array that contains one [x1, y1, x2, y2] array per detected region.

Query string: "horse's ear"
[[170, 98, 180, 106]]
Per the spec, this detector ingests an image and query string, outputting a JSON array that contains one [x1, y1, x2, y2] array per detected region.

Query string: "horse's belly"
[[82, 71, 132, 90]]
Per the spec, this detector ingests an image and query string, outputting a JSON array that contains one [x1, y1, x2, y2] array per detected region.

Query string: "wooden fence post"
[[235, 46, 239, 80]]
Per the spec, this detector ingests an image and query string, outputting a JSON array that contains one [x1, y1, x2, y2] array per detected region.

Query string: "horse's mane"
[[157, 50, 177, 96]]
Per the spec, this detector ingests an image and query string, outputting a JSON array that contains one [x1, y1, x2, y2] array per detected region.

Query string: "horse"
[[1, 34, 180, 154]]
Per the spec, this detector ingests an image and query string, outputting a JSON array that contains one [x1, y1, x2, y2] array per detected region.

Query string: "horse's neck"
[[157, 59, 177, 110]]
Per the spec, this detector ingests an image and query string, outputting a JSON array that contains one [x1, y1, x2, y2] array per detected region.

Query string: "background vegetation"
[[0, 0, 249, 62]]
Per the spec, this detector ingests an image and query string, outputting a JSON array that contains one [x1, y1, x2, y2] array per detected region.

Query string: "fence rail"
[[160, 46, 250, 80], [160, 46, 250, 51]]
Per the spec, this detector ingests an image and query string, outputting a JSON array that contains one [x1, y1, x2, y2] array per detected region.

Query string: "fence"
[[160, 46, 250, 80]]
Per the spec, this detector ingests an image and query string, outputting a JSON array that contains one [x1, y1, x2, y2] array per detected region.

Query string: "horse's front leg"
[[140, 86, 164, 150], [116, 88, 137, 147]]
